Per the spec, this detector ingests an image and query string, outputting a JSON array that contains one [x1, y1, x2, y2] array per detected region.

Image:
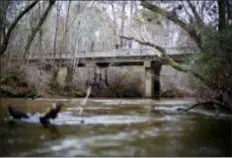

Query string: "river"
[[0, 98, 231, 156]]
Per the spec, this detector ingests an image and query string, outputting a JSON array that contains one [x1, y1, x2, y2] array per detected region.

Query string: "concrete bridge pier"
[[144, 61, 162, 99], [93, 66, 101, 85], [64, 66, 73, 87], [93, 63, 109, 88]]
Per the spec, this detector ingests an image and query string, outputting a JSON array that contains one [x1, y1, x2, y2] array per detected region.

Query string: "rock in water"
[[8, 106, 29, 119]]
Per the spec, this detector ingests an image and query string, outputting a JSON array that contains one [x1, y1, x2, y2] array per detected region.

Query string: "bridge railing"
[[28, 47, 195, 59], [28, 49, 155, 59]]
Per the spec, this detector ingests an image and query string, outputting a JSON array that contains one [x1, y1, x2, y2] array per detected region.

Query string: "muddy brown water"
[[0, 98, 231, 156]]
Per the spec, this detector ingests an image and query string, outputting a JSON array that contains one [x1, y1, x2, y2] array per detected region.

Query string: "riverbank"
[[0, 83, 196, 99], [0, 64, 196, 99]]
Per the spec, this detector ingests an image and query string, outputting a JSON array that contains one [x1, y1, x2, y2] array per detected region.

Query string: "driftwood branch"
[[120, 35, 206, 83], [0, 0, 40, 56], [177, 100, 232, 112]]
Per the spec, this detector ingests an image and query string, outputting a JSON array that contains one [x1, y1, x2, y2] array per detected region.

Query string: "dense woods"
[[0, 1, 232, 157], [0, 1, 231, 104]]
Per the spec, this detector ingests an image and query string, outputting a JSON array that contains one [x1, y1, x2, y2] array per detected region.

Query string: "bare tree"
[[50, 0, 71, 88], [128, 1, 134, 48], [120, 35, 206, 83], [23, 0, 56, 62], [0, 0, 39, 56], [119, 1, 126, 48], [140, 0, 202, 49], [111, 2, 118, 47], [38, 1, 43, 68], [218, 0, 226, 31], [53, 1, 61, 59], [121, 0, 229, 84], [58, 0, 72, 68]]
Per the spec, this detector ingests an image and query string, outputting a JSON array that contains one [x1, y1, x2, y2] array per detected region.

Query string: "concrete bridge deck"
[[27, 48, 194, 67]]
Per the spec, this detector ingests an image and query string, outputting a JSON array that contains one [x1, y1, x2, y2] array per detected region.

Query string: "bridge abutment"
[[144, 61, 162, 99]]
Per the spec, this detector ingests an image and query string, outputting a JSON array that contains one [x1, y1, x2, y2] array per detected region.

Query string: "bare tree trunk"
[[140, 0, 202, 50], [120, 1, 126, 48], [111, 2, 118, 47], [64, 0, 71, 50], [0, 0, 39, 56], [226, 1, 232, 24], [0, 1, 10, 46], [53, 1, 61, 59], [58, 0, 71, 69], [50, 0, 71, 90], [128, 1, 134, 48], [72, 21, 81, 73], [135, 1, 152, 50], [71, 2, 90, 73], [186, 0, 204, 27], [218, 0, 226, 31], [120, 35, 207, 83], [23, 0, 55, 62], [38, 2, 43, 69]]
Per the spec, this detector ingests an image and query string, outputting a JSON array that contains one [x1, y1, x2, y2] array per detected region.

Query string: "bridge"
[[28, 47, 194, 66], [27, 47, 195, 98]]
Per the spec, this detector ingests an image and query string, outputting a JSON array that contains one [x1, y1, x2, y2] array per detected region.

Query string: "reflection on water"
[[0, 98, 231, 156]]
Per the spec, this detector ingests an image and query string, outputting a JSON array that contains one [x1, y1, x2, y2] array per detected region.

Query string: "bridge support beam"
[[144, 61, 162, 99]]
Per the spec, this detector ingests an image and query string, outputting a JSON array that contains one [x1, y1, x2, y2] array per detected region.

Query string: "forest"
[[0, 1, 232, 157], [1, 0, 232, 109]]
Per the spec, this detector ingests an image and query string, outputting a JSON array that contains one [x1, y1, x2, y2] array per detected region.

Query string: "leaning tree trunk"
[[0, 1, 11, 47], [58, 0, 71, 69], [140, 0, 202, 50], [38, 1, 43, 69], [50, 1, 61, 88], [53, 1, 61, 59], [50, 0, 71, 89], [128, 1, 134, 48], [0, 0, 40, 56], [120, 35, 207, 84], [120, 1, 126, 48], [111, 2, 117, 39], [23, 0, 56, 62]]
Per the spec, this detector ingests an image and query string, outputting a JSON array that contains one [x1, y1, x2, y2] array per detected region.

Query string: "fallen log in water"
[[177, 100, 232, 113], [178, 90, 232, 114]]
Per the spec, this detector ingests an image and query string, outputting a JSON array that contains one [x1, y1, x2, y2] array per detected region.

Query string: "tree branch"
[[186, 0, 204, 27], [181, 1, 194, 21], [0, 0, 40, 56], [140, 0, 202, 49], [120, 35, 206, 83], [23, 0, 55, 61]]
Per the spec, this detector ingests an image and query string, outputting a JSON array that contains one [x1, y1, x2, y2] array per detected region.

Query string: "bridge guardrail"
[[28, 47, 195, 59]]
